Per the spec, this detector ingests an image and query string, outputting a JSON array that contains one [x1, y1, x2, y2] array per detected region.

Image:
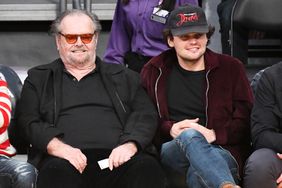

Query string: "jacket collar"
[[146, 48, 220, 71], [38, 56, 125, 76]]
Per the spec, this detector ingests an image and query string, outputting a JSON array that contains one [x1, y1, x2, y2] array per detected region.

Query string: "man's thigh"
[[38, 149, 111, 188], [37, 156, 84, 188], [243, 148, 282, 188], [102, 153, 166, 188]]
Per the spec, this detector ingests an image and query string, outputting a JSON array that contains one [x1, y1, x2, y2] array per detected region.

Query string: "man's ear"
[[167, 36, 174, 48], [55, 36, 60, 50], [93, 33, 98, 44]]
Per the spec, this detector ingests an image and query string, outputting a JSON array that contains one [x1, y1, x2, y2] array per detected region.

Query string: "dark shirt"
[[167, 63, 206, 126], [57, 66, 123, 149]]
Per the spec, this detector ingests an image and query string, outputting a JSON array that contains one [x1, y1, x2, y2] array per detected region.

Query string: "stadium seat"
[[230, 0, 282, 64]]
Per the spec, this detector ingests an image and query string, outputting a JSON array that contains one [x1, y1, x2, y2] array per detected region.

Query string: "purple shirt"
[[103, 0, 199, 64]]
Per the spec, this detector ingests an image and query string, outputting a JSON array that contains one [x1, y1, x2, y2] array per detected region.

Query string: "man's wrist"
[[47, 137, 64, 153], [125, 141, 138, 153], [210, 129, 216, 143]]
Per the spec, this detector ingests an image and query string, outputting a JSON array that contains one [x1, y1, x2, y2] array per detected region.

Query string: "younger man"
[[141, 4, 253, 188]]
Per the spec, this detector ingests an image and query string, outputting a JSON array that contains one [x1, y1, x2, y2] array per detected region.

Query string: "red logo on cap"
[[176, 13, 199, 27]]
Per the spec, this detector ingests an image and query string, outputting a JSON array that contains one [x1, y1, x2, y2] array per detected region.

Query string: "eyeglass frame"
[[58, 32, 96, 44]]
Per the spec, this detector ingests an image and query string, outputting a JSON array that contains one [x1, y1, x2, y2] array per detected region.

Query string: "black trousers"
[[243, 148, 282, 188], [37, 149, 166, 188], [217, 0, 236, 55]]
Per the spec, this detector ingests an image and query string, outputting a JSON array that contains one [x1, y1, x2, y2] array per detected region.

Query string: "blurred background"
[[0, 0, 281, 82]]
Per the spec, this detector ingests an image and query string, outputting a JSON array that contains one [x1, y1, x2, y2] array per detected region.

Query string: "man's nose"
[[75, 36, 84, 45]]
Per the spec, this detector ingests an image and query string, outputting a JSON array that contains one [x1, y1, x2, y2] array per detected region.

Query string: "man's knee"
[[245, 148, 278, 172], [123, 154, 166, 187], [13, 162, 37, 188], [178, 129, 204, 142], [131, 154, 163, 173], [244, 148, 281, 188]]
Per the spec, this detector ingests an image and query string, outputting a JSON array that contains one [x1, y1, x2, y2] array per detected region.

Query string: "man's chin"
[[70, 57, 89, 65]]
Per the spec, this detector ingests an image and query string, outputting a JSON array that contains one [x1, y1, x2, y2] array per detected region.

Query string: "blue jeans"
[[0, 156, 37, 188], [161, 129, 240, 188]]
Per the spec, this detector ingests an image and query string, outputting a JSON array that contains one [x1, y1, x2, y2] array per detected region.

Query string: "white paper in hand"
[[98, 158, 109, 170]]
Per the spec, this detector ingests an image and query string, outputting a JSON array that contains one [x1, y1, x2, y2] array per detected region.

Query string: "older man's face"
[[56, 14, 97, 66]]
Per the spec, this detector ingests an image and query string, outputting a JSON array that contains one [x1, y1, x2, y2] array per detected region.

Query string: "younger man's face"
[[168, 32, 208, 63]]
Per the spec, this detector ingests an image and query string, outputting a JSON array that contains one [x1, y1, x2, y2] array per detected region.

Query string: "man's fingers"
[[109, 154, 114, 171], [277, 173, 282, 184], [113, 160, 120, 168], [69, 159, 83, 173], [108, 144, 135, 170], [109, 154, 121, 170], [67, 151, 87, 173]]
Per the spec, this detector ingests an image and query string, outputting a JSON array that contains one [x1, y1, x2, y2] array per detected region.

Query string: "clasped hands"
[[47, 138, 137, 173], [170, 118, 216, 143]]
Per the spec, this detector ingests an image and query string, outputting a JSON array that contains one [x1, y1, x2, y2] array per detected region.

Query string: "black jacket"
[[251, 61, 282, 152], [16, 57, 158, 167]]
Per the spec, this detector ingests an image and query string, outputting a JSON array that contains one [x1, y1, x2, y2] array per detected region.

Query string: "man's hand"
[[278, 182, 282, 188], [170, 118, 199, 138], [189, 122, 216, 143], [276, 153, 282, 187], [47, 137, 87, 173], [170, 118, 216, 143], [108, 142, 138, 171]]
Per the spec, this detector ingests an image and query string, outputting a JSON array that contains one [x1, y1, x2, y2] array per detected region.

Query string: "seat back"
[[230, 0, 282, 64], [233, 0, 282, 31]]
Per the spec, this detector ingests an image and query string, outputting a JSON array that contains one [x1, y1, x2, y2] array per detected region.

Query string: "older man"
[[16, 9, 165, 188]]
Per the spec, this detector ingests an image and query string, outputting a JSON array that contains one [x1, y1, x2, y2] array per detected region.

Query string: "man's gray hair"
[[50, 9, 102, 35]]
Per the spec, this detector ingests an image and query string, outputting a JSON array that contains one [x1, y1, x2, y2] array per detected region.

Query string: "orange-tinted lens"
[[59, 33, 94, 44], [64, 34, 78, 44], [80, 34, 94, 44]]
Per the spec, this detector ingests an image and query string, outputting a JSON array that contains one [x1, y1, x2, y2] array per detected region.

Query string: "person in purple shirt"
[[104, 0, 198, 73]]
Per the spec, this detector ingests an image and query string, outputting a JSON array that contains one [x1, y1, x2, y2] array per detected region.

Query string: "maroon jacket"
[[141, 48, 253, 175]]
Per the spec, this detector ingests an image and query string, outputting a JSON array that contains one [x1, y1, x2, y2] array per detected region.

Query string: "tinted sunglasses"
[[59, 32, 95, 44]]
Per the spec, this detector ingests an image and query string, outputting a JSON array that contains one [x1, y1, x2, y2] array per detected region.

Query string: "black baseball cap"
[[166, 4, 209, 36]]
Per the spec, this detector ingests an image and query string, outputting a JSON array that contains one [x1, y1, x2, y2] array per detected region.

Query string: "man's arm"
[[118, 84, 158, 149], [251, 70, 282, 152], [16, 70, 63, 152], [103, 1, 130, 65], [47, 138, 87, 173], [109, 77, 158, 169], [213, 62, 253, 145]]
